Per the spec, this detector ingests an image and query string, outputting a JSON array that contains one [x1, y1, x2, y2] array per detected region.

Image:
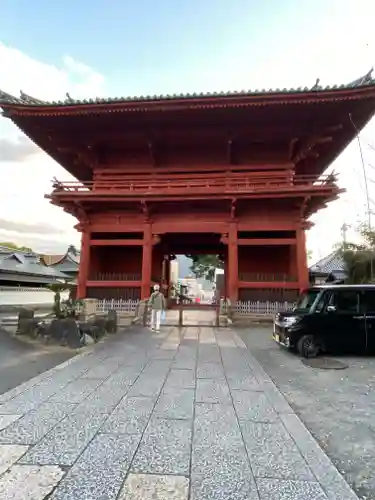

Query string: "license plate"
[[274, 334, 280, 343]]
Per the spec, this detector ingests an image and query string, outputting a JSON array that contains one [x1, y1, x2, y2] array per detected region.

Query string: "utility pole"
[[341, 222, 349, 247]]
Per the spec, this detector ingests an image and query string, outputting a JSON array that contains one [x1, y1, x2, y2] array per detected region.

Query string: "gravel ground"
[[239, 325, 375, 500], [0, 327, 75, 396]]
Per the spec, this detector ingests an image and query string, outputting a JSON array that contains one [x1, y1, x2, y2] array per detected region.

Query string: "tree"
[[188, 254, 224, 282], [0, 241, 33, 252], [337, 223, 375, 283]]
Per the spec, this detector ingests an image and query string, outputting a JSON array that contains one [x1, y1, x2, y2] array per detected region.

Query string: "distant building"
[[40, 247, 80, 282], [309, 251, 346, 285], [0, 246, 70, 287]]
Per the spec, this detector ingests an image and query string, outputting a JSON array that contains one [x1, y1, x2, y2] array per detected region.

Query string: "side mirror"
[[327, 305, 336, 313]]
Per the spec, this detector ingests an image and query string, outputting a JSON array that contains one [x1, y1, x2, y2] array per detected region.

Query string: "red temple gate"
[[1, 71, 375, 305]]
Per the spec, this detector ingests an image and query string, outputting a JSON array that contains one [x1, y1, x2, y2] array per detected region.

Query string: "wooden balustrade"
[[89, 272, 142, 281], [50, 174, 338, 196], [238, 273, 297, 282]]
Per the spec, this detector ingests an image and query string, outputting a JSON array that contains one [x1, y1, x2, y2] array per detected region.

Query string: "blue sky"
[[0, 0, 374, 255], [0, 0, 362, 96]]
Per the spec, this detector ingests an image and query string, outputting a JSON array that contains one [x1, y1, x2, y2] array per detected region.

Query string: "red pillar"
[[77, 228, 91, 299], [141, 224, 152, 300], [228, 222, 238, 302], [296, 226, 309, 291]]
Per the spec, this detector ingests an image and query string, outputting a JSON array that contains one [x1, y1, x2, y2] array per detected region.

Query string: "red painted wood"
[[77, 230, 90, 299], [86, 280, 141, 288], [228, 222, 238, 302], [238, 281, 300, 289], [296, 227, 309, 289], [238, 238, 296, 246], [141, 224, 153, 299], [90, 239, 143, 246]]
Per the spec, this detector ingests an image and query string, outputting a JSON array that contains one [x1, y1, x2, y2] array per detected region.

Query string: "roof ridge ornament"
[[311, 78, 322, 91], [347, 68, 374, 88], [0, 89, 21, 104], [19, 90, 45, 104]]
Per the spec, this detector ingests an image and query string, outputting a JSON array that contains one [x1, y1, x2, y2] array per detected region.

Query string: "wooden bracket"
[[220, 233, 229, 244]]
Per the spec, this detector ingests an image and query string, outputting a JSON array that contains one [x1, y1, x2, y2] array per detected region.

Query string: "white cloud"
[[0, 42, 107, 252]]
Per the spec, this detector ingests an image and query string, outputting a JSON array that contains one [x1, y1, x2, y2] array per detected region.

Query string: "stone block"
[[131, 418, 192, 476], [106, 309, 117, 333], [256, 478, 328, 500], [240, 421, 315, 481], [0, 465, 65, 500], [0, 402, 76, 445], [154, 389, 194, 419], [120, 473, 189, 500], [50, 434, 140, 500], [19, 411, 109, 466]]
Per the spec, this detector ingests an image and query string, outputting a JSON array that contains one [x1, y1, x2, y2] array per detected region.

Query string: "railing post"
[[178, 301, 183, 327]]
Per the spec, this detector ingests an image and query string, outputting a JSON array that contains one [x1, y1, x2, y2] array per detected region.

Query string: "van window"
[[359, 290, 375, 313], [327, 290, 359, 313], [295, 289, 320, 310]]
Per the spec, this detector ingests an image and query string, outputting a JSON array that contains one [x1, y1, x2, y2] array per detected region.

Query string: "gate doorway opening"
[[156, 233, 226, 326]]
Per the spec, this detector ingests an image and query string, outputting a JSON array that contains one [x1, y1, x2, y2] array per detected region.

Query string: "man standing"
[[148, 284, 166, 332]]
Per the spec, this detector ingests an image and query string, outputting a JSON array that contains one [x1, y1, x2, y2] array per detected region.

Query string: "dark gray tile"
[[194, 403, 243, 448], [131, 418, 192, 475], [154, 389, 194, 419], [198, 346, 221, 363], [127, 376, 165, 398], [150, 348, 177, 360], [280, 413, 359, 500], [232, 390, 278, 422], [172, 357, 196, 369], [163, 369, 196, 391], [240, 421, 315, 481], [51, 433, 140, 500], [227, 374, 262, 392], [0, 381, 66, 414], [197, 362, 224, 379], [49, 379, 102, 404], [0, 402, 76, 445], [73, 382, 129, 413], [80, 362, 121, 379], [196, 379, 231, 404], [19, 411, 109, 466], [256, 478, 328, 500], [191, 468, 259, 500], [101, 397, 155, 435]]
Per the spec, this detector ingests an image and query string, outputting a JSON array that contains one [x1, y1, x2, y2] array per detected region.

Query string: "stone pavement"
[[0, 325, 359, 500]]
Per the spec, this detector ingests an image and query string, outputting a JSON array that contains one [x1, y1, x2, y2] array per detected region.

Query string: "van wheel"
[[297, 334, 320, 358]]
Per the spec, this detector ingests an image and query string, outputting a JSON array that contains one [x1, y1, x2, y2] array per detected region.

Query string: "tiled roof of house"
[[40, 247, 80, 274], [0, 70, 373, 108], [0, 249, 70, 280], [310, 251, 346, 277]]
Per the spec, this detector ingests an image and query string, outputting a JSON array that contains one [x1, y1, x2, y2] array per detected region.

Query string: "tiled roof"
[[310, 251, 346, 276], [0, 69, 373, 107], [0, 250, 70, 280]]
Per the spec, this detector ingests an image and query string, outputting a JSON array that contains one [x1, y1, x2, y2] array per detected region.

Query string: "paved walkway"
[[0, 325, 359, 499]]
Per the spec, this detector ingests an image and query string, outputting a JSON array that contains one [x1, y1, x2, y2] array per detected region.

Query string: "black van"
[[273, 284, 375, 357]]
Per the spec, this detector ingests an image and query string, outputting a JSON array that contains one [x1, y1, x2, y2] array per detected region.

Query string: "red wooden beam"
[[238, 281, 299, 289], [86, 280, 141, 287], [237, 238, 296, 246], [90, 239, 143, 246]]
